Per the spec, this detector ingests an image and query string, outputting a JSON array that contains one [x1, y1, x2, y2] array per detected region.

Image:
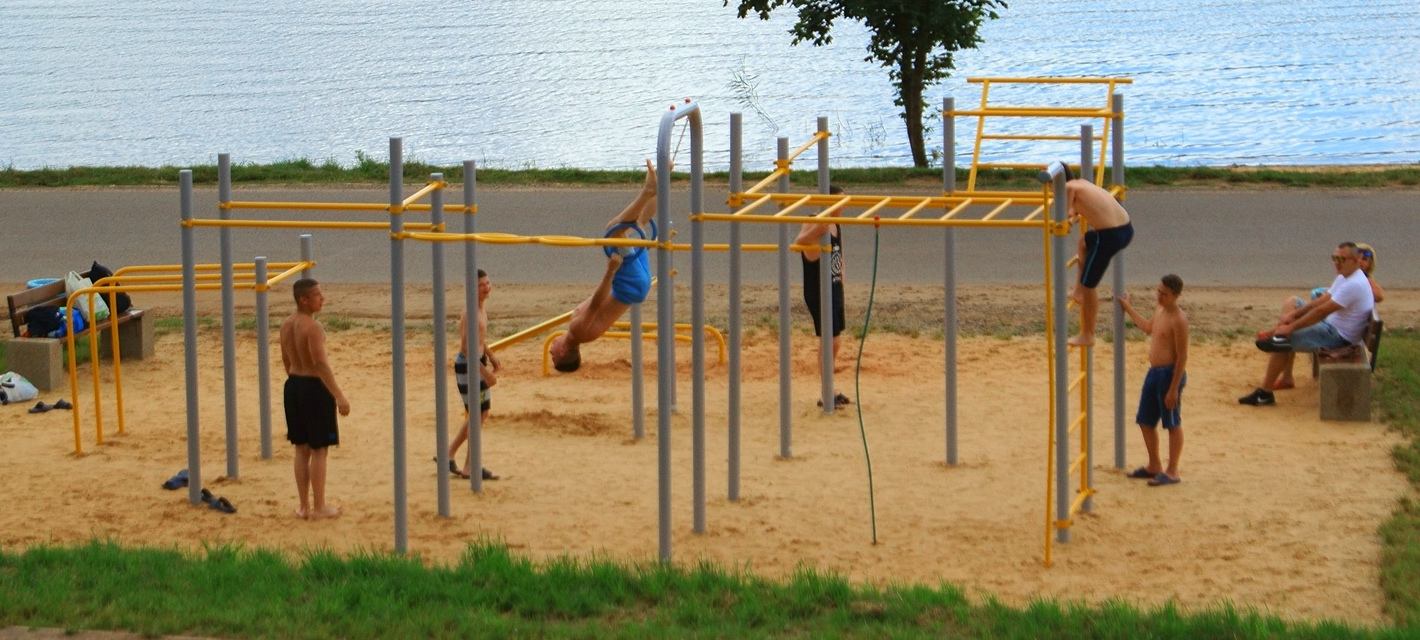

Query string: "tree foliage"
[[729, 0, 1006, 167]]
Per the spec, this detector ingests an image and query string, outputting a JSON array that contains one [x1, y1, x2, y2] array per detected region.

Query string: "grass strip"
[[1375, 331, 1420, 625], [0, 540, 1407, 639], [3, 162, 1418, 189]]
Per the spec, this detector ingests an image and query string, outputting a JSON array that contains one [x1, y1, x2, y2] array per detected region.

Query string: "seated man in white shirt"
[[1239, 241, 1376, 406]]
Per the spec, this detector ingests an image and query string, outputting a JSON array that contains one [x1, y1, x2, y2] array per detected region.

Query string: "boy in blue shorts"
[[1116, 274, 1189, 486]]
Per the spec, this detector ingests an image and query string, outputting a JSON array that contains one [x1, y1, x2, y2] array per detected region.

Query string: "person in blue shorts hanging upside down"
[[549, 159, 660, 373], [1063, 164, 1134, 346]]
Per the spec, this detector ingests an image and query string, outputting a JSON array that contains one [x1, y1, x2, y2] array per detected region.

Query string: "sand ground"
[[1, 281, 1416, 626]]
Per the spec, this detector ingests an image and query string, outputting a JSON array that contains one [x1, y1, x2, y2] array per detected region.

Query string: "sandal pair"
[[200, 488, 237, 513]]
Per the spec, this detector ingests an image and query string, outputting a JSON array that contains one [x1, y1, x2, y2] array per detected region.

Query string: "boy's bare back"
[[1066, 180, 1130, 230]]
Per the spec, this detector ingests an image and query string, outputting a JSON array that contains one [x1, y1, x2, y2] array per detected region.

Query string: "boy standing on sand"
[[1117, 274, 1188, 486], [280, 278, 351, 518], [445, 269, 500, 480]]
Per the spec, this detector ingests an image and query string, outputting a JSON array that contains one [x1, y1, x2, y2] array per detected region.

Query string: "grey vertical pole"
[[728, 113, 743, 500], [1079, 125, 1095, 511], [180, 171, 203, 506], [465, 161, 483, 493], [431, 173, 450, 517], [1043, 162, 1071, 544], [655, 106, 676, 564], [631, 303, 645, 439], [219, 154, 239, 479], [300, 235, 313, 278], [943, 98, 958, 466], [1080, 125, 1094, 185], [816, 117, 833, 415], [256, 257, 272, 460], [1111, 94, 1127, 469], [776, 137, 792, 459], [690, 106, 707, 535], [389, 138, 408, 553]]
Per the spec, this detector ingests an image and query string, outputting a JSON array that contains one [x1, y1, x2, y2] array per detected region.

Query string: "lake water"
[[2, 0, 1418, 171]]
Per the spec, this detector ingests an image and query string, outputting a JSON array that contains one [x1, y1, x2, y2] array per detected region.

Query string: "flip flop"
[[482, 468, 499, 481], [833, 393, 853, 408], [162, 469, 190, 490], [28, 401, 52, 414], [434, 457, 470, 479], [200, 487, 215, 504], [53, 399, 73, 410], [208, 496, 237, 513], [1126, 467, 1154, 479], [1148, 473, 1181, 487]]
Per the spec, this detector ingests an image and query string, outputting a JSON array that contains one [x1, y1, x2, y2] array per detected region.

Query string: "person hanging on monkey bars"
[[548, 159, 660, 373]]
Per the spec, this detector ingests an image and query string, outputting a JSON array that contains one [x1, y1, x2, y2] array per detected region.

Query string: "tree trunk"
[[900, 54, 928, 168]]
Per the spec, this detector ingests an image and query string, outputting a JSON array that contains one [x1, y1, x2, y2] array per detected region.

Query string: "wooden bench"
[[5, 272, 151, 391], [1312, 312, 1382, 422]]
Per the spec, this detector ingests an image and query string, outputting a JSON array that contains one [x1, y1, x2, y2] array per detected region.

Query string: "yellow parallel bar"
[[226, 201, 388, 212], [489, 311, 574, 352], [731, 192, 1047, 208], [404, 203, 475, 213], [698, 213, 1045, 229], [1068, 488, 1095, 516], [853, 198, 895, 220], [786, 131, 831, 162], [401, 181, 446, 209], [186, 219, 438, 231], [980, 200, 1014, 221], [950, 108, 1115, 118], [611, 322, 727, 365], [264, 263, 312, 289], [981, 134, 1104, 141], [895, 198, 934, 220], [401, 231, 659, 248], [733, 193, 778, 216], [114, 262, 301, 276], [541, 329, 708, 376], [773, 194, 815, 217], [968, 77, 1133, 85], [740, 168, 789, 196]]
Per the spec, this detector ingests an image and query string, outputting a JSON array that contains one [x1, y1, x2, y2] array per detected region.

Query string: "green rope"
[[855, 219, 881, 544]]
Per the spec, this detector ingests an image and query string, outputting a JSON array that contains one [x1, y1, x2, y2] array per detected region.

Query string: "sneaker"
[[1238, 388, 1276, 406], [1255, 335, 1293, 353]]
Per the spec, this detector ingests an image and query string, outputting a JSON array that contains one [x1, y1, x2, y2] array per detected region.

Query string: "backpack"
[[88, 261, 132, 314], [25, 306, 63, 338]]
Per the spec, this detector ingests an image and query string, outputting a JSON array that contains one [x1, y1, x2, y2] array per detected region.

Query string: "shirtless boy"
[[280, 278, 351, 519], [1117, 274, 1188, 486], [1063, 165, 1133, 346], [549, 159, 660, 372], [446, 269, 500, 480]]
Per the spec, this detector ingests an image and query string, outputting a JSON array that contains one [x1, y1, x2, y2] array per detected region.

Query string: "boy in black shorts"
[[280, 278, 351, 519], [795, 185, 851, 409]]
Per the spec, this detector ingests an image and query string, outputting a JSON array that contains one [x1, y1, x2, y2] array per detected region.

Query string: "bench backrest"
[[7, 270, 92, 338]]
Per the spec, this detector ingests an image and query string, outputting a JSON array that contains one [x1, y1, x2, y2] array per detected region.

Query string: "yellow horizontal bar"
[[968, 77, 1133, 85], [114, 262, 302, 276], [489, 311, 574, 352], [401, 231, 659, 248], [740, 168, 789, 196], [404, 203, 476, 213], [264, 263, 312, 289], [186, 220, 437, 231], [401, 181, 446, 210], [786, 131, 831, 163], [1068, 488, 1095, 516], [225, 201, 388, 212], [737, 193, 1047, 208], [949, 108, 1114, 118], [981, 134, 1104, 141], [698, 213, 1046, 229]]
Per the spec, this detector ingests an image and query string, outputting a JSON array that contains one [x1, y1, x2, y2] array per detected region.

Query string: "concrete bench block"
[[7, 338, 63, 391], [1320, 362, 1371, 422], [99, 311, 154, 360]]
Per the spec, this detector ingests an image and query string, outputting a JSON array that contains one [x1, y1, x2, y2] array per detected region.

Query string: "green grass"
[[0, 540, 1407, 640], [3, 161, 1418, 189], [1374, 331, 1420, 626]]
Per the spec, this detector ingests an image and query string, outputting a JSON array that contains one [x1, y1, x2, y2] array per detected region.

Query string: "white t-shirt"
[[1325, 270, 1376, 343]]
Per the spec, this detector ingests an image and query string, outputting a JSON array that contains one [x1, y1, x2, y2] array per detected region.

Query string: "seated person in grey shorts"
[[1239, 242, 1375, 406]]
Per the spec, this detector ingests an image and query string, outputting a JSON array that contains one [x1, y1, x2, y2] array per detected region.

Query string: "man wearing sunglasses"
[[1240, 242, 1375, 406]]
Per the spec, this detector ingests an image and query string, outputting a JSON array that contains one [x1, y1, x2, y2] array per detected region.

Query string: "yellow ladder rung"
[[1069, 372, 1086, 392], [1068, 452, 1088, 474], [1068, 413, 1087, 435], [1068, 489, 1095, 515]]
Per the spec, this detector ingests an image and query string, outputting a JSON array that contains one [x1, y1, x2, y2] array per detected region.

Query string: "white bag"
[[0, 371, 39, 405], [65, 270, 109, 323]]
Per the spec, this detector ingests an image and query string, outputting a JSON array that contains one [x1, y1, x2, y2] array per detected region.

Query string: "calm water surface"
[[2, 0, 1417, 170]]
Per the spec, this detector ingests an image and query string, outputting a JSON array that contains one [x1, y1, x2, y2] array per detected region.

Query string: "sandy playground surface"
[[1, 282, 1416, 625]]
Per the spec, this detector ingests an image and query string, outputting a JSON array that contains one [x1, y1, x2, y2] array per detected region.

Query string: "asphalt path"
[[2, 186, 1416, 288]]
